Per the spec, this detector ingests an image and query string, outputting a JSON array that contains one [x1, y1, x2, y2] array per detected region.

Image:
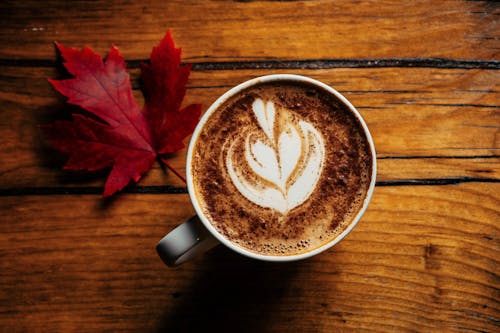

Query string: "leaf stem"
[[159, 156, 187, 184]]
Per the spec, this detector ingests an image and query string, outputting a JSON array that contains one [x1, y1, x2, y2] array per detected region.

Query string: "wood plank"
[[1, 66, 498, 189], [0, 1, 498, 61], [2, 156, 500, 190], [1, 183, 498, 332], [378, 157, 500, 181]]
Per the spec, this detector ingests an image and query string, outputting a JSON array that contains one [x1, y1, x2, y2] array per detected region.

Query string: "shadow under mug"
[[157, 74, 377, 267]]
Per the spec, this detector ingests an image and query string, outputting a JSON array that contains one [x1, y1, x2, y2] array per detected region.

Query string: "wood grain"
[[0, 0, 498, 61], [1, 66, 498, 189], [1, 183, 498, 333], [1, 1, 499, 332]]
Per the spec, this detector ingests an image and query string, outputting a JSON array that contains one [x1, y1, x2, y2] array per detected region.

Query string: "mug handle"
[[156, 215, 220, 267]]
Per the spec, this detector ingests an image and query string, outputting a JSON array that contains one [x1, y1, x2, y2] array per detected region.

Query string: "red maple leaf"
[[44, 31, 201, 196]]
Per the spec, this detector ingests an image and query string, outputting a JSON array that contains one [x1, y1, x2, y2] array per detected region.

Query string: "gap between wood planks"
[[1, 177, 499, 196], [0, 58, 499, 69]]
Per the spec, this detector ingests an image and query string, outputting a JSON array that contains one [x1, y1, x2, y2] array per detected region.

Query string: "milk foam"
[[226, 98, 325, 214]]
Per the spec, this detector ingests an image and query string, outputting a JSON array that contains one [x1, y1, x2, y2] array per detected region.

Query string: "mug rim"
[[186, 74, 377, 262]]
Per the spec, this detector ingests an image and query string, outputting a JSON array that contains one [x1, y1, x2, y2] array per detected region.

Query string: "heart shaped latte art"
[[226, 98, 325, 214]]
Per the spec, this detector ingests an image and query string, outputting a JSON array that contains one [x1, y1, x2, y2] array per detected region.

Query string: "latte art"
[[191, 81, 373, 256], [225, 98, 325, 213]]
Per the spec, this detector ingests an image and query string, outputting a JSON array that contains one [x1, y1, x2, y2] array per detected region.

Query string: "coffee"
[[190, 80, 373, 256]]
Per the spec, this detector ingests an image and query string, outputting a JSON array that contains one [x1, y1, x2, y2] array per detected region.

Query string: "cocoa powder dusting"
[[191, 81, 373, 256]]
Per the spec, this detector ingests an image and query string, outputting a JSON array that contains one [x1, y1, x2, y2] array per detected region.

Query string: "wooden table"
[[1, 1, 498, 332]]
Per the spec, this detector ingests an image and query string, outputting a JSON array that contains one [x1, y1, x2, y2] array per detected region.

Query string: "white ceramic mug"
[[156, 74, 377, 267]]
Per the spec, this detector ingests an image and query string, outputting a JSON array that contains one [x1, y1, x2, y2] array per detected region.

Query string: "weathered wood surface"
[[1, 184, 498, 332], [0, 0, 499, 332], [0, 1, 498, 61], [1, 67, 498, 189]]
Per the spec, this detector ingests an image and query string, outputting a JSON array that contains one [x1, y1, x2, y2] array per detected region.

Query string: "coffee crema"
[[191, 81, 373, 256]]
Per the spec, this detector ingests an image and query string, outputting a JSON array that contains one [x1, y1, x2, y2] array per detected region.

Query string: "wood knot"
[[424, 243, 441, 270]]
